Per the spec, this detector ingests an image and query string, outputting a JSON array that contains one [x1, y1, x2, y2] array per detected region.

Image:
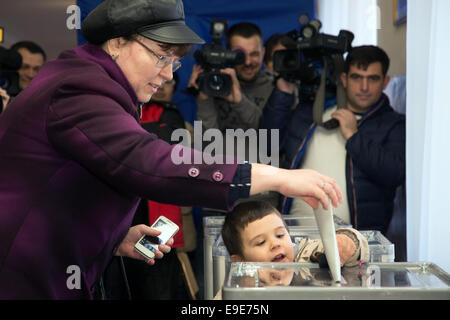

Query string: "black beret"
[[81, 0, 205, 45]]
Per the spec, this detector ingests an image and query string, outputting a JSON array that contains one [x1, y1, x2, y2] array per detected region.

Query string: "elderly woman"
[[0, 0, 341, 299]]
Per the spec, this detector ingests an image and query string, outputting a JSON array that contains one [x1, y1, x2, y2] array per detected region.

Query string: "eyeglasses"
[[133, 38, 181, 72]]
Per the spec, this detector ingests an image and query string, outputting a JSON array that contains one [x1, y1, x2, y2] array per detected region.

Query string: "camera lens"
[[283, 51, 299, 69], [0, 78, 10, 88], [208, 74, 224, 91]]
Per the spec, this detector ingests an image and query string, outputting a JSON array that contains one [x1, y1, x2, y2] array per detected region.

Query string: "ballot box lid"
[[222, 262, 450, 300]]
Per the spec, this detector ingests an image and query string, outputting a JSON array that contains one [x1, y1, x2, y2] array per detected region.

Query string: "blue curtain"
[[77, 0, 315, 123]]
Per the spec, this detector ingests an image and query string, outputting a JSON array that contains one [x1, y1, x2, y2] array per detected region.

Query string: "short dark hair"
[[10, 41, 47, 61], [344, 45, 390, 76], [225, 22, 263, 49], [263, 33, 291, 65], [221, 201, 284, 257]]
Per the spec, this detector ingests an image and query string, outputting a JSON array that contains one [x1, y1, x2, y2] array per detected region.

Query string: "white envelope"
[[313, 199, 342, 282]]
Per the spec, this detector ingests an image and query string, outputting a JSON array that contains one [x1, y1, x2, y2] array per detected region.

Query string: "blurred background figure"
[[263, 33, 291, 75], [10, 41, 46, 93]]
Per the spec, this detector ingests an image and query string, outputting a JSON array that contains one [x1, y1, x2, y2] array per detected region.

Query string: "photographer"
[[261, 44, 405, 235], [263, 33, 290, 75], [188, 22, 273, 157]]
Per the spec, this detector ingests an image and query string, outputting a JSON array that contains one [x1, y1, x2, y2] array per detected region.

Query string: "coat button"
[[212, 171, 224, 182], [188, 167, 200, 178]]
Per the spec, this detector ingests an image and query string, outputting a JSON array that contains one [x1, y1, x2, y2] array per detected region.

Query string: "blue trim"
[[282, 124, 316, 214]]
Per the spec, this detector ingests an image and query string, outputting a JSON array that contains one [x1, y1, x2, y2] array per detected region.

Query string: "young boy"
[[221, 200, 369, 275], [215, 201, 370, 297]]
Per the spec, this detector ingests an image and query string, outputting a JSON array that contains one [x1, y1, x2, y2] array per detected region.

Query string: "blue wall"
[[77, 0, 315, 123]]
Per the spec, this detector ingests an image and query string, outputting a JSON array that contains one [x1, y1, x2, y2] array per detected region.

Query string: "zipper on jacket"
[[347, 95, 386, 227], [348, 155, 358, 229]]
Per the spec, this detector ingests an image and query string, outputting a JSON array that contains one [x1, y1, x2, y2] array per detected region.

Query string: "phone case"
[[134, 216, 179, 260]]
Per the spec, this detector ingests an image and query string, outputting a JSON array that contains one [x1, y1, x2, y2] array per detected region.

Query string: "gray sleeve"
[[197, 97, 220, 130], [231, 94, 263, 130]]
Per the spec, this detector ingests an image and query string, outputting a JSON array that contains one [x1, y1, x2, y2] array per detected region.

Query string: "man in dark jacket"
[[260, 45, 405, 235]]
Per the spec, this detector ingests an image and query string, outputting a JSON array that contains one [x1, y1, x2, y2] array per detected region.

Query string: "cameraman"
[[188, 22, 273, 153], [261, 45, 405, 235], [263, 33, 290, 75]]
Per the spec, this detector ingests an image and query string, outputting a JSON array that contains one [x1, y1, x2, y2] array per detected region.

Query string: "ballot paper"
[[313, 199, 342, 282]]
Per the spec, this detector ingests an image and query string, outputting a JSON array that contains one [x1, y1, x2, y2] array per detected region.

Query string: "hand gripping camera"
[[194, 19, 245, 97]]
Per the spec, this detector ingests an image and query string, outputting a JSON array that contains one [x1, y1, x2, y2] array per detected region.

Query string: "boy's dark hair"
[[221, 201, 284, 257], [225, 22, 262, 49], [10, 41, 47, 61], [344, 45, 390, 77]]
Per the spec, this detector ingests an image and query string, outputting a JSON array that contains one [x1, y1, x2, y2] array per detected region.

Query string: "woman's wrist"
[[249, 163, 283, 196]]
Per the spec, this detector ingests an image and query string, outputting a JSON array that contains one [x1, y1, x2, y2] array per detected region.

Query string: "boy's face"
[[232, 212, 294, 263]]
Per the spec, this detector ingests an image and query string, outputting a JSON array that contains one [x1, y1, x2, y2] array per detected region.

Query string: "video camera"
[[0, 45, 22, 111], [193, 19, 245, 97], [273, 14, 354, 102]]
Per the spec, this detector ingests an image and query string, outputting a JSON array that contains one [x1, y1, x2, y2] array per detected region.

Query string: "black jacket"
[[260, 88, 405, 233]]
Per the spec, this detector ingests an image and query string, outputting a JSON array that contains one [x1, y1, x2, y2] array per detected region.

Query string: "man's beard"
[[237, 64, 259, 83]]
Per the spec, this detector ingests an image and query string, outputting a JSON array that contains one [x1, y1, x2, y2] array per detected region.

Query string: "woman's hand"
[[250, 164, 343, 210], [114, 224, 174, 265]]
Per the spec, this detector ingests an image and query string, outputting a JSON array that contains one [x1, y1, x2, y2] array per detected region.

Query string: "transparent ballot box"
[[203, 214, 351, 300], [222, 262, 450, 300], [203, 216, 226, 300], [211, 229, 395, 299], [360, 230, 395, 262]]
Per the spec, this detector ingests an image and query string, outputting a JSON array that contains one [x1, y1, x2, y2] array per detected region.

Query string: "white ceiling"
[[0, 0, 78, 60]]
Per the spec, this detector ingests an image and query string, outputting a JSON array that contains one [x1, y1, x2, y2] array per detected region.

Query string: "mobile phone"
[[134, 215, 179, 260]]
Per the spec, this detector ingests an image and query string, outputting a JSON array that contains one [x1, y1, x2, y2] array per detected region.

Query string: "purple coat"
[[0, 44, 238, 299]]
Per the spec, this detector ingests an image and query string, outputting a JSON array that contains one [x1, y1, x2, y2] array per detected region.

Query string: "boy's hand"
[[336, 233, 356, 266]]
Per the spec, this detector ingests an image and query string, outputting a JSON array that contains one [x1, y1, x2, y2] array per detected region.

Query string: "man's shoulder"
[[377, 101, 406, 123], [38, 50, 113, 88]]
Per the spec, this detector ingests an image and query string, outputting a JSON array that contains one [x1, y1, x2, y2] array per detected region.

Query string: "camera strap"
[[312, 54, 346, 126]]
